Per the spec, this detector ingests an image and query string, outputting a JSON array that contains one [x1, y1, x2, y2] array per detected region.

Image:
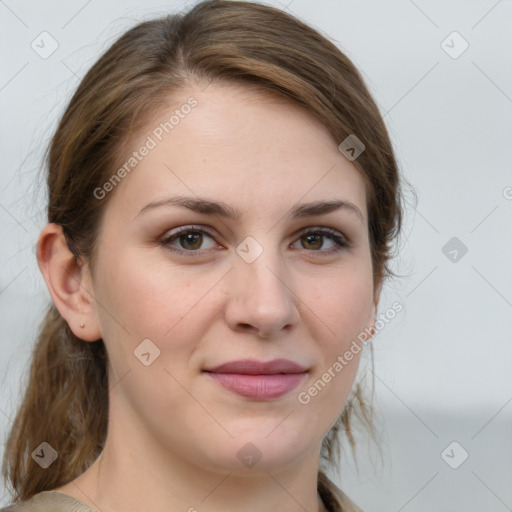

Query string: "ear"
[[36, 223, 102, 342]]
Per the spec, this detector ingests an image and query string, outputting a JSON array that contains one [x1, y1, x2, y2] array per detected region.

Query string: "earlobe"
[[36, 223, 102, 342]]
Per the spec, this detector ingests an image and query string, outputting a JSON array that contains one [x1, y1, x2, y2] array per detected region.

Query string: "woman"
[[1, 1, 404, 511]]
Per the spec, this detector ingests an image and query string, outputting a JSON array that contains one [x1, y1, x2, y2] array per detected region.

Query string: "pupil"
[[305, 234, 321, 249], [183, 233, 201, 249]]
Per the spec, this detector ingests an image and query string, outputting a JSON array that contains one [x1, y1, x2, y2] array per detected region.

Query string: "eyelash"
[[159, 225, 349, 257]]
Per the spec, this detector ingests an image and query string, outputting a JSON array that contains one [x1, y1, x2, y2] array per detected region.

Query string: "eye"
[[291, 228, 349, 255], [160, 225, 349, 258], [160, 225, 218, 257]]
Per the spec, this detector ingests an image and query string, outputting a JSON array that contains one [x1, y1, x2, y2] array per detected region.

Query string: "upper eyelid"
[[161, 224, 349, 246]]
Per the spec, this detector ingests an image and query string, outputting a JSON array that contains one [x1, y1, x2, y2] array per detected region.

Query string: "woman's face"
[[85, 82, 377, 473]]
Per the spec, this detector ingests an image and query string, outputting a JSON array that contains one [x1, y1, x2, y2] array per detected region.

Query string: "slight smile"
[[203, 359, 309, 400]]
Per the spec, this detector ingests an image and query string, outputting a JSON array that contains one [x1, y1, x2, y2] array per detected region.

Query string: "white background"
[[1, 0, 511, 510]]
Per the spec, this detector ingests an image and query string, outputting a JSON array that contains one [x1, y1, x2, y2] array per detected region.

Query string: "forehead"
[[103, 82, 368, 222]]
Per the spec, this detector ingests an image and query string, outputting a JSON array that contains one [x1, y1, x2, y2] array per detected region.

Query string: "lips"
[[203, 359, 308, 400], [204, 358, 307, 375]]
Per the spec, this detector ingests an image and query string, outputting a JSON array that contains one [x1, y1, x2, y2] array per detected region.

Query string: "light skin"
[[37, 82, 378, 512]]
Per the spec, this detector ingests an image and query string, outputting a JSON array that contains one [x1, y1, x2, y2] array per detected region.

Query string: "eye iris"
[[303, 234, 322, 250], [181, 232, 202, 250]]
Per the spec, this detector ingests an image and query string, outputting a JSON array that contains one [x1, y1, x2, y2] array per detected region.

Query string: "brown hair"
[[2, 1, 405, 510]]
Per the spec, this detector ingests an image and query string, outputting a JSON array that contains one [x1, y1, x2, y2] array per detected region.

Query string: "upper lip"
[[203, 358, 307, 375]]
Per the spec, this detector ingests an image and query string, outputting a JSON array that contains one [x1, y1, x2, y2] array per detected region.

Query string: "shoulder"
[[0, 491, 97, 512]]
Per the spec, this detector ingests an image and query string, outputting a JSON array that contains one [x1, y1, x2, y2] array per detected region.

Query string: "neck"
[[56, 422, 330, 512]]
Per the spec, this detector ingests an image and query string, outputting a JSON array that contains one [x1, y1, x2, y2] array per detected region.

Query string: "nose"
[[224, 240, 300, 339]]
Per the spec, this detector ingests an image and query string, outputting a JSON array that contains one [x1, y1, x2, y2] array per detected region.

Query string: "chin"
[[193, 430, 315, 475]]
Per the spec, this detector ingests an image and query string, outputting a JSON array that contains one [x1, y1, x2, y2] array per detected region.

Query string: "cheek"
[[308, 266, 374, 345], [93, 253, 209, 398], [97, 250, 213, 338], [301, 277, 369, 417]]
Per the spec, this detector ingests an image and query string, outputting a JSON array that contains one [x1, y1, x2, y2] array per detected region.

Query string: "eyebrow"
[[136, 195, 364, 222]]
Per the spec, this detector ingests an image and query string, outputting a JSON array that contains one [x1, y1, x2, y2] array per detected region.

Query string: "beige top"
[[0, 491, 96, 512], [0, 489, 359, 512]]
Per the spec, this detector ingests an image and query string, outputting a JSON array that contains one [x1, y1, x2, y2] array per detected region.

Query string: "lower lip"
[[205, 372, 306, 400]]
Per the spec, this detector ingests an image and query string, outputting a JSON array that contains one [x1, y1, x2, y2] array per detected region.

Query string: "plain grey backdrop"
[[1, 0, 511, 510]]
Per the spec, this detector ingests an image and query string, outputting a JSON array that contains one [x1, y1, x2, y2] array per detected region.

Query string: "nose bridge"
[[236, 234, 288, 298], [226, 233, 298, 336]]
